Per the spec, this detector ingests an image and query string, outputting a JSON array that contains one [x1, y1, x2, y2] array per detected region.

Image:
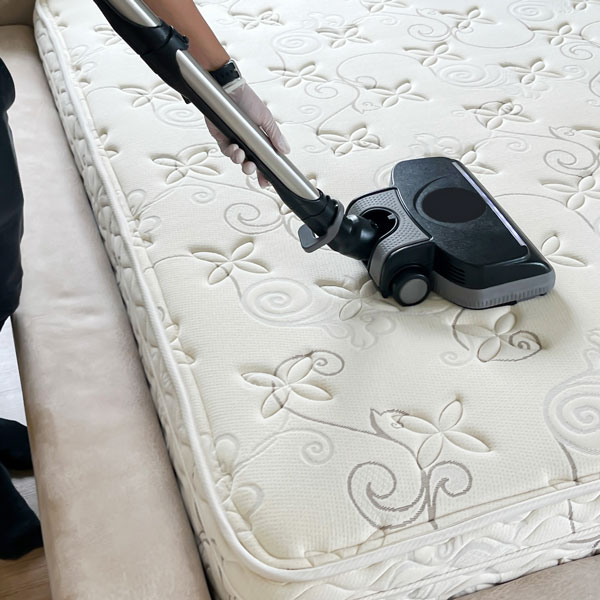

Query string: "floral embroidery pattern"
[[572, 0, 600, 8], [533, 23, 581, 47], [438, 7, 494, 32], [153, 145, 221, 184], [240, 275, 449, 350], [243, 352, 482, 529], [444, 308, 542, 365], [121, 82, 180, 108], [405, 42, 462, 68], [269, 63, 327, 88], [126, 190, 161, 248], [94, 23, 128, 48], [545, 331, 600, 461], [411, 135, 496, 175], [98, 132, 119, 159], [233, 10, 282, 29], [318, 25, 371, 48], [319, 127, 382, 156], [194, 241, 268, 285], [320, 279, 396, 321], [543, 173, 600, 211], [541, 234, 586, 267], [362, 0, 406, 13], [243, 354, 333, 417], [401, 399, 490, 468], [504, 59, 562, 89], [465, 100, 533, 130], [365, 81, 427, 107]]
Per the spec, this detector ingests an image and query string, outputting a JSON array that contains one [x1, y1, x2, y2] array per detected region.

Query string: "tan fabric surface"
[[466, 554, 600, 599], [2, 25, 211, 600], [0, 0, 35, 26]]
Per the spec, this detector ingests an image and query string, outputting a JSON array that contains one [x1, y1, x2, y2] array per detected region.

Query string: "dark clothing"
[[0, 62, 39, 562], [0, 418, 33, 470], [0, 57, 24, 330], [0, 461, 43, 560]]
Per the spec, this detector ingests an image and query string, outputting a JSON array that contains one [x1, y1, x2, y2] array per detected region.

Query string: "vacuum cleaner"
[[92, 0, 555, 309]]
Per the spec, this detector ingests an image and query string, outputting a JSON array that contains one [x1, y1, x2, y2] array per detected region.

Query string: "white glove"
[[206, 78, 290, 188]]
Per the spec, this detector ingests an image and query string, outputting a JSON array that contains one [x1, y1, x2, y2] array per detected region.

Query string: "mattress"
[[33, 0, 600, 598]]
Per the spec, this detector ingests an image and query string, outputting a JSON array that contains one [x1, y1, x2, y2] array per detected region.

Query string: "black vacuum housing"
[[347, 157, 555, 309]]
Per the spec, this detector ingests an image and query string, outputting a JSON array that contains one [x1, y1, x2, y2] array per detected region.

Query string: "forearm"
[[143, 0, 229, 70]]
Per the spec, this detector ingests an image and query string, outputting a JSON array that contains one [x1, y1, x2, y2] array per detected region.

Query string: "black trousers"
[[0, 58, 24, 330]]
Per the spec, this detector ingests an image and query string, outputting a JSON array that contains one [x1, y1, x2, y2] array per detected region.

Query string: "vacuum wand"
[[92, 0, 378, 260]]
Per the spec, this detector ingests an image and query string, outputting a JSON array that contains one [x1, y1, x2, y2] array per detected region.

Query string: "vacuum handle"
[[93, 0, 326, 212]]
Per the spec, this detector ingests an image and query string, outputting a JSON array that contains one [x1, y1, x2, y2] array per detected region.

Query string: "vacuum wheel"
[[391, 268, 431, 306]]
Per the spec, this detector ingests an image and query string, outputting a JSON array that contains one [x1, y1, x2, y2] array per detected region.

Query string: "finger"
[[272, 133, 291, 155], [273, 131, 291, 154], [206, 119, 243, 159], [223, 144, 245, 165], [208, 130, 230, 155], [205, 119, 227, 144], [232, 147, 246, 164], [260, 112, 291, 154], [242, 161, 257, 175], [222, 143, 236, 159], [257, 171, 270, 189]]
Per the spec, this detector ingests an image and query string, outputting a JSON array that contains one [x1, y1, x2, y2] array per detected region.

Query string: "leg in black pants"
[[0, 56, 43, 560], [0, 57, 23, 328]]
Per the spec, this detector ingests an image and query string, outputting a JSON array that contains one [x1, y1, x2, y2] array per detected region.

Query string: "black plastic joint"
[[298, 201, 345, 253]]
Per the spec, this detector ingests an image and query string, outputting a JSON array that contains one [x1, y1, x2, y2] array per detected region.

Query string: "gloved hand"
[[206, 79, 290, 188]]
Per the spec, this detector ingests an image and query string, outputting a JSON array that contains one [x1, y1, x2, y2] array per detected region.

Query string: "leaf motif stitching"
[[243, 354, 333, 418], [194, 241, 268, 285], [400, 399, 490, 468], [153, 145, 221, 184]]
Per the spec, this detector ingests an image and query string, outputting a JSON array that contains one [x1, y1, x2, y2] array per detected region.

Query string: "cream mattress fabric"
[[34, 0, 600, 598]]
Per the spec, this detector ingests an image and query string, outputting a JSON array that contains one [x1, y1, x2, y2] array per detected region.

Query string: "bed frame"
[[1, 2, 596, 598]]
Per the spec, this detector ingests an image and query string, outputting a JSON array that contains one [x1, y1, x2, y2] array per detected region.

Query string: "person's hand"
[[206, 79, 290, 188]]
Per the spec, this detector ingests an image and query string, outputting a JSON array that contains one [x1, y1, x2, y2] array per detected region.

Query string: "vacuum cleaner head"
[[347, 157, 555, 309]]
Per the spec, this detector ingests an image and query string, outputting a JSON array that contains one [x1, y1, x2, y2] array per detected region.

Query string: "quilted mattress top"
[[36, 0, 600, 580]]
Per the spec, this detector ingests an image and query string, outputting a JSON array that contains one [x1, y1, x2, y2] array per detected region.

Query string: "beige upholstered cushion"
[[471, 553, 599, 599], [0, 0, 35, 26], [2, 24, 210, 600]]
